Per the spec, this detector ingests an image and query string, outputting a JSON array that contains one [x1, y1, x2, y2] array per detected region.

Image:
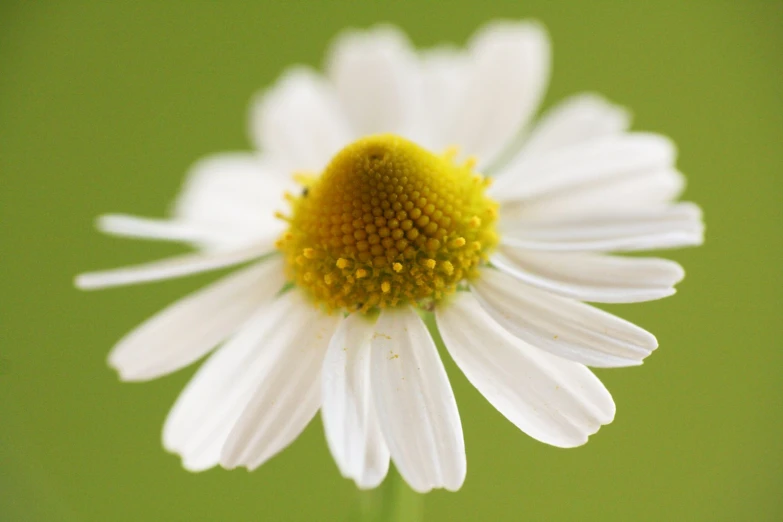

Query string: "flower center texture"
[[276, 134, 499, 314]]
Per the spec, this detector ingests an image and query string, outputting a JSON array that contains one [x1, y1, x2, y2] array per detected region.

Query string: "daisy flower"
[[76, 22, 703, 493]]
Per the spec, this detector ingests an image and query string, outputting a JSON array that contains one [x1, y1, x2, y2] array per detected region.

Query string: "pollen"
[[276, 134, 499, 314]]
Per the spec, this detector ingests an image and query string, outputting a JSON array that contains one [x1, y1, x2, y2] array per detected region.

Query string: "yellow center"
[[276, 134, 499, 314]]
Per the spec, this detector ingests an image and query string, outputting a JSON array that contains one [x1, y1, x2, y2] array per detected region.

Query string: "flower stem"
[[356, 468, 422, 522], [385, 469, 421, 522]]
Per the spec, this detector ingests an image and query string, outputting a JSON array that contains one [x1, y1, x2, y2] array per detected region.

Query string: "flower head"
[[76, 21, 703, 493], [277, 134, 499, 313]]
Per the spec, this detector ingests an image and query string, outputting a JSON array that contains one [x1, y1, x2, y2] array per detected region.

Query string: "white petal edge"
[[444, 21, 550, 169], [472, 268, 657, 368], [491, 249, 684, 303], [510, 93, 631, 161], [489, 133, 676, 203], [370, 307, 466, 493], [500, 203, 704, 253], [164, 290, 320, 471], [74, 243, 272, 290], [321, 313, 390, 489], [97, 214, 216, 243], [220, 292, 340, 470], [249, 67, 353, 174], [437, 292, 615, 447], [107, 258, 285, 381]]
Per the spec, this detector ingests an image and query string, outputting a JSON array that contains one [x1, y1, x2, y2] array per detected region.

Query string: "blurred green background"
[[1, 1, 781, 520]]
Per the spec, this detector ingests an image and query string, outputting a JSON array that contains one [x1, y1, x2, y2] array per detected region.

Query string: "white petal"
[[512, 94, 631, 160], [501, 203, 704, 252], [74, 244, 271, 290], [490, 133, 676, 203], [491, 249, 684, 303], [472, 268, 657, 367], [321, 314, 390, 489], [370, 307, 465, 493], [500, 168, 685, 223], [220, 293, 339, 470], [107, 259, 285, 381], [164, 290, 318, 471], [437, 292, 615, 447], [249, 67, 353, 174], [417, 48, 469, 152], [441, 22, 550, 168], [97, 214, 215, 244], [172, 153, 290, 251], [326, 25, 425, 140]]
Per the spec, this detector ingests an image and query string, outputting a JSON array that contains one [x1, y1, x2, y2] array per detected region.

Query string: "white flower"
[[76, 22, 703, 493]]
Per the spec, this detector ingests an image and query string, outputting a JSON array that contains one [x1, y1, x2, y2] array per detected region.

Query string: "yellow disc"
[[276, 134, 499, 314]]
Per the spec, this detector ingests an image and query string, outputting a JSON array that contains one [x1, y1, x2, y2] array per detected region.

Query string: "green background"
[[2, 1, 781, 520]]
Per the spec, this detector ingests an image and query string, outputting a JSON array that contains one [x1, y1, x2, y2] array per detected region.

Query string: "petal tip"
[[218, 457, 239, 471], [181, 458, 216, 473], [107, 354, 153, 382], [73, 273, 96, 291]]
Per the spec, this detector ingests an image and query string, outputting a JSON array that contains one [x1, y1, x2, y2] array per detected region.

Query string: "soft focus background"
[[1, 1, 781, 520]]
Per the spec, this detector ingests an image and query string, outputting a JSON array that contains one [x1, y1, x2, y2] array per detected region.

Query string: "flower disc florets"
[[276, 134, 499, 313]]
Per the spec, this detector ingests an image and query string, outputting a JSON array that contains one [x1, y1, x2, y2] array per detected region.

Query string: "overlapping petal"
[[437, 292, 615, 447], [106, 259, 285, 381], [164, 295, 301, 471], [435, 22, 550, 168], [500, 168, 686, 224], [490, 133, 676, 203], [321, 314, 390, 488], [370, 307, 466, 493], [326, 26, 425, 141], [172, 153, 291, 250], [249, 68, 353, 174], [491, 249, 684, 303], [220, 292, 339, 470], [500, 203, 704, 252], [506, 93, 630, 161], [472, 268, 658, 367]]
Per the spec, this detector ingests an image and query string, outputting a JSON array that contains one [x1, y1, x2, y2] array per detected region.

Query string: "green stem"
[[384, 470, 422, 522], [356, 467, 422, 522]]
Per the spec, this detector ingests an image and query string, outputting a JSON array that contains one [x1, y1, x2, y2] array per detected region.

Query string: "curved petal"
[[249, 67, 353, 174], [510, 93, 630, 161], [220, 293, 339, 470], [163, 290, 319, 471], [501, 203, 704, 252], [437, 292, 615, 447], [74, 244, 272, 290], [321, 314, 390, 489], [172, 153, 290, 251], [491, 249, 684, 303], [500, 168, 685, 223], [106, 258, 285, 381], [441, 21, 550, 168], [326, 25, 425, 141], [370, 307, 465, 493], [489, 133, 676, 203], [471, 268, 657, 368]]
